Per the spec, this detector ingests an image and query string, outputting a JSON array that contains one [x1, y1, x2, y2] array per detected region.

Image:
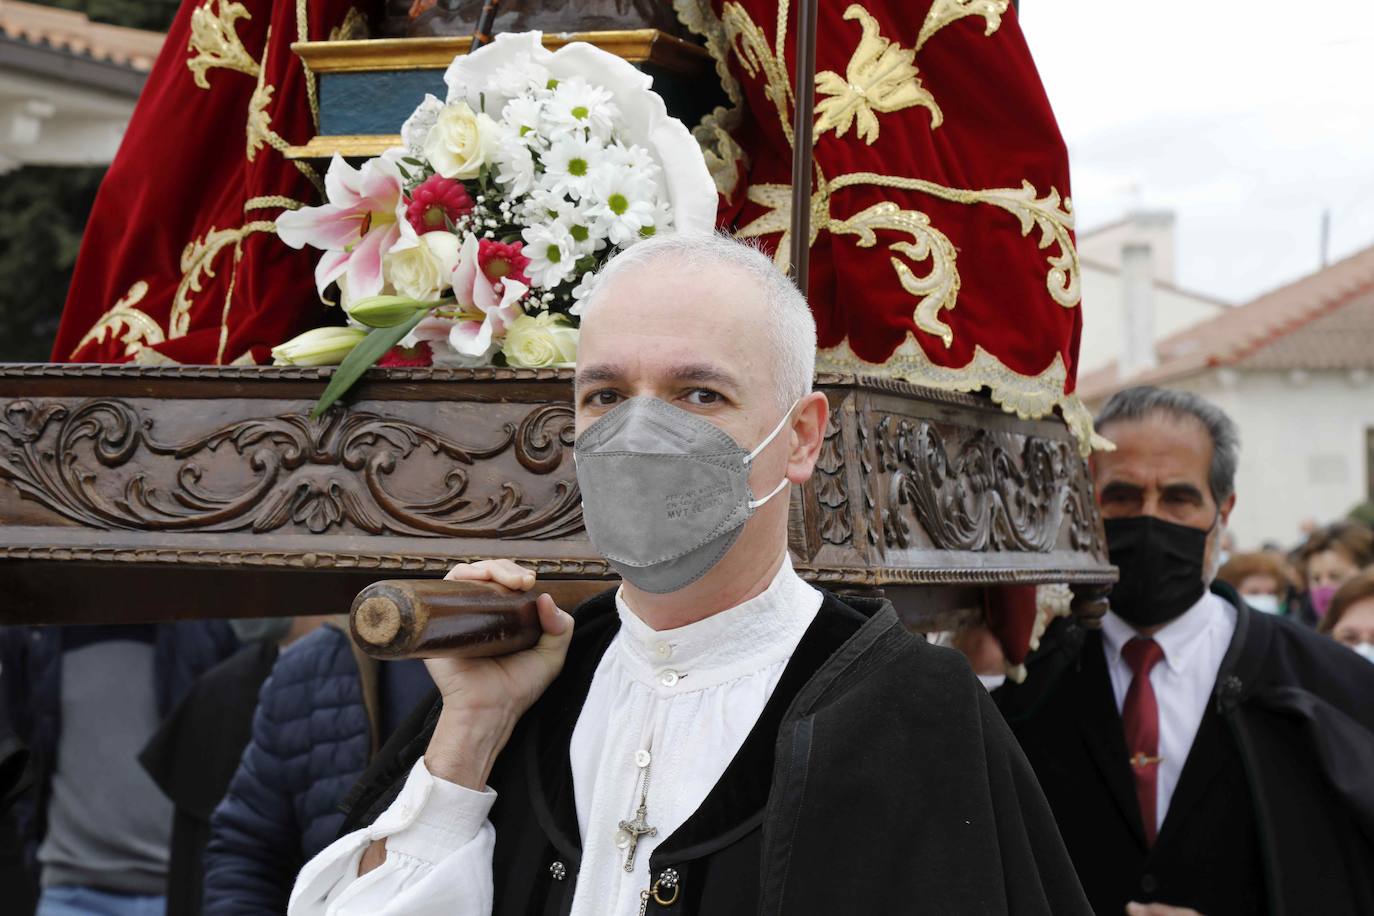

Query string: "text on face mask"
[[665, 483, 733, 520]]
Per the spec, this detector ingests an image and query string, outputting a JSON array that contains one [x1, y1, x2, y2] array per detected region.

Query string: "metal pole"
[[788, 0, 820, 297], [471, 0, 502, 51]]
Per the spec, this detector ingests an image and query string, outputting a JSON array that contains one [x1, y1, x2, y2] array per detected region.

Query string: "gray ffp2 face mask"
[[573, 396, 796, 594]]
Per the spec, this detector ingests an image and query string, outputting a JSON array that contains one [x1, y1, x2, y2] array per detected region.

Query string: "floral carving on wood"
[[870, 414, 1101, 554], [0, 399, 581, 540], [813, 410, 852, 545]]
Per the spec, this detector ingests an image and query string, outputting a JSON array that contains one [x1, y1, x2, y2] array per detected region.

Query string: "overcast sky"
[[1018, 0, 1374, 303]]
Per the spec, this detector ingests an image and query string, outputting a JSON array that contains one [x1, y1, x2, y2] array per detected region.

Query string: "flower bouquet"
[[272, 32, 717, 416]]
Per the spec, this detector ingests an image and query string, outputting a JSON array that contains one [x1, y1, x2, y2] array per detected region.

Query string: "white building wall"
[[1077, 263, 1226, 375], [1078, 214, 1178, 284], [1172, 370, 1374, 549]]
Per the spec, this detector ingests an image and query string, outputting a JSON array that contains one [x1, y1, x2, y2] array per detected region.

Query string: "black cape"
[[140, 640, 280, 916], [996, 582, 1374, 916], [340, 589, 1091, 915]]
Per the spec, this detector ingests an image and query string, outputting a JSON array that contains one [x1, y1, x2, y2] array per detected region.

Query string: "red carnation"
[[478, 239, 531, 286], [404, 175, 474, 234], [377, 341, 433, 367]]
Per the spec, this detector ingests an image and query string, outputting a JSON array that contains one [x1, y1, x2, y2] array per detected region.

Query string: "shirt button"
[[659, 670, 680, 687], [1140, 873, 1158, 894], [550, 860, 567, 881], [654, 642, 672, 659], [635, 749, 652, 768]]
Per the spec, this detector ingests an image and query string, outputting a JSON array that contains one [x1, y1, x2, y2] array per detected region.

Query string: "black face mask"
[[1105, 515, 1211, 629]]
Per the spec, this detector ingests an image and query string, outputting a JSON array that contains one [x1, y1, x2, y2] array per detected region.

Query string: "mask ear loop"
[[744, 400, 801, 463], [745, 400, 801, 509]]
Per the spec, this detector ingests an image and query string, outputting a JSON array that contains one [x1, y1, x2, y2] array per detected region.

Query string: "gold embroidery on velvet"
[[816, 340, 1106, 456], [187, 1, 259, 88], [243, 196, 303, 213], [773, 0, 790, 64], [246, 26, 285, 161], [215, 234, 247, 365], [69, 281, 164, 359], [132, 349, 182, 367], [329, 8, 369, 42], [829, 202, 961, 345], [715, 3, 1088, 436], [735, 178, 828, 271], [672, 1, 748, 198], [171, 221, 276, 340], [672, 0, 743, 107], [694, 108, 749, 198], [828, 173, 1080, 309], [721, 2, 796, 145], [815, 5, 940, 145], [916, 0, 1010, 52]]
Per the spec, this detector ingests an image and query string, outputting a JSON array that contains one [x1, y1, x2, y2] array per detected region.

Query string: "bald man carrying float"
[[289, 234, 1090, 916]]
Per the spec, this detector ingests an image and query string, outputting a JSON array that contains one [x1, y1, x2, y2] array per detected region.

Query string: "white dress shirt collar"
[[1101, 586, 1221, 677], [612, 553, 818, 691]]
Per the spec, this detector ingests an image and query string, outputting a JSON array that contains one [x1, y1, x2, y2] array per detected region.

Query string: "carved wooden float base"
[[0, 365, 1113, 629]]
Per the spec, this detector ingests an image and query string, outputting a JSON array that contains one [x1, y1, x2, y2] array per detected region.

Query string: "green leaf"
[[309, 310, 429, 419]]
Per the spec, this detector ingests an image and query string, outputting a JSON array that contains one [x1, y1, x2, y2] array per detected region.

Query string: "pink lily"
[[408, 235, 529, 360], [276, 153, 405, 305]]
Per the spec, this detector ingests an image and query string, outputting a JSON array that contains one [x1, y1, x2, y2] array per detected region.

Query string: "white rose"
[[383, 232, 462, 302], [423, 101, 499, 180], [502, 313, 579, 368]]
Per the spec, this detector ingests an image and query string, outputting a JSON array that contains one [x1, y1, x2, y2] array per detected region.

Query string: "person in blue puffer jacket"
[[202, 621, 433, 914]]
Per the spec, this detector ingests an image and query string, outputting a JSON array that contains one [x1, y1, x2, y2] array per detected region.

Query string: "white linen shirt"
[[289, 555, 822, 916], [1099, 590, 1237, 830]]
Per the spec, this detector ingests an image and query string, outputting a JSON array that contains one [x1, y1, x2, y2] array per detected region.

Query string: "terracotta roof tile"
[[0, 0, 164, 72], [1078, 243, 1374, 400]]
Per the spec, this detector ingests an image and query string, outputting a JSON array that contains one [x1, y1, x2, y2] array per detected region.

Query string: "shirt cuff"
[[379, 758, 498, 864]]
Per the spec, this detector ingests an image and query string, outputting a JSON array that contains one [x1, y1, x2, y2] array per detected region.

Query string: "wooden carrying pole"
[[788, 0, 820, 297], [351, 579, 542, 660]]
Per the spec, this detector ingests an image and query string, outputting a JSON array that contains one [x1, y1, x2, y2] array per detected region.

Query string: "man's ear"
[[785, 391, 829, 485], [1220, 492, 1237, 528]]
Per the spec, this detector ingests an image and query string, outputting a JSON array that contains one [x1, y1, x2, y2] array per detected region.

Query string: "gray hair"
[[579, 232, 817, 410], [1096, 386, 1240, 505]]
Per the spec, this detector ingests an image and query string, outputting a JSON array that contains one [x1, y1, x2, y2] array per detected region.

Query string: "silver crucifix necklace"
[[614, 756, 657, 872]]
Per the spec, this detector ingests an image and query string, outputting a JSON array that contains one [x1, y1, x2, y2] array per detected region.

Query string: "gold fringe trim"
[[816, 338, 1108, 456]]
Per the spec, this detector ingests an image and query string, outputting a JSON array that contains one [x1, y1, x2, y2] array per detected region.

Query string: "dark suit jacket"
[[996, 583, 1374, 916]]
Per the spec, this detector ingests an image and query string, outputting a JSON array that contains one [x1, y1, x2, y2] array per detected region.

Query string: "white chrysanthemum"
[[487, 56, 552, 101], [543, 76, 620, 140], [493, 135, 537, 197], [521, 221, 578, 288], [541, 133, 603, 200], [602, 140, 657, 174], [569, 270, 600, 314], [552, 196, 606, 257], [639, 198, 674, 240], [501, 94, 546, 145], [588, 165, 658, 247], [520, 186, 563, 220]]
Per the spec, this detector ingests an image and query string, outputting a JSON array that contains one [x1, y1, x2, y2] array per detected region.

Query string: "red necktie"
[[1121, 637, 1166, 845]]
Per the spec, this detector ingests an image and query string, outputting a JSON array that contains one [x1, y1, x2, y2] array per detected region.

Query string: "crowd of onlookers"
[[1218, 518, 1374, 659], [0, 615, 434, 916]]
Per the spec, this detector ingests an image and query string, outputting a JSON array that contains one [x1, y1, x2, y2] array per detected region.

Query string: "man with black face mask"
[[995, 387, 1374, 916]]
